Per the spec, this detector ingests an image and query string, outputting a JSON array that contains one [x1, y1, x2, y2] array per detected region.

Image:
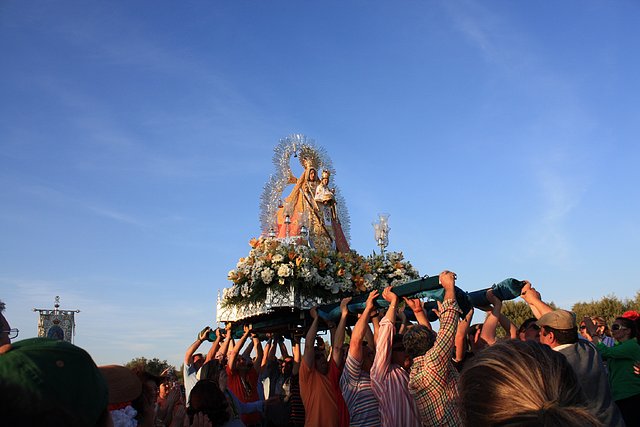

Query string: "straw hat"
[[99, 364, 142, 405]]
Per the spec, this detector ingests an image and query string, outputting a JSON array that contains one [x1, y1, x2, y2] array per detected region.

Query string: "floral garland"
[[222, 237, 419, 307]]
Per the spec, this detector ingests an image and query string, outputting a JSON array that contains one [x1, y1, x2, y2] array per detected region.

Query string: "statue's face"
[[309, 168, 317, 181], [322, 177, 329, 186]]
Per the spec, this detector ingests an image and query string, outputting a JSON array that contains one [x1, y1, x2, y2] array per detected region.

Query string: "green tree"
[[495, 300, 557, 338], [571, 293, 640, 327], [124, 357, 177, 378]]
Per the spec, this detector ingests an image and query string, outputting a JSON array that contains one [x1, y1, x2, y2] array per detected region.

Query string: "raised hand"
[[403, 297, 424, 313], [198, 326, 211, 341], [366, 290, 380, 311], [439, 270, 457, 290], [486, 289, 501, 307], [382, 286, 399, 305], [340, 297, 353, 317]]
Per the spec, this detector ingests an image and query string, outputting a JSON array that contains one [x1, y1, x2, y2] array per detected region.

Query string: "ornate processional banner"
[[36, 311, 76, 342], [34, 297, 80, 343]]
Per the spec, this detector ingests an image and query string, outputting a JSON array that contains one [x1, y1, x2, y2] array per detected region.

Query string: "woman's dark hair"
[[615, 316, 638, 339], [130, 367, 162, 425], [187, 380, 230, 426], [198, 360, 221, 384]]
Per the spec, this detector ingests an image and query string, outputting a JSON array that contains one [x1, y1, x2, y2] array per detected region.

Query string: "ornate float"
[[216, 135, 419, 325]]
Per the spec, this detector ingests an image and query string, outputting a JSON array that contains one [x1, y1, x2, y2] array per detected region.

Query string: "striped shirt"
[[340, 353, 381, 427], [408, 298, 462, 426], [288, 374, 305, 426], [371, 317, 422, 427]]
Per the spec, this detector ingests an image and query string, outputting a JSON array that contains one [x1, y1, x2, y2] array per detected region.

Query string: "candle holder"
[[373, 213, 390, 255], [284, 214, 291, 238]]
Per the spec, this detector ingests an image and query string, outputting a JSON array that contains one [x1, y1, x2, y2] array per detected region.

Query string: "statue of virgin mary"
[[261, 135, 350, 252]]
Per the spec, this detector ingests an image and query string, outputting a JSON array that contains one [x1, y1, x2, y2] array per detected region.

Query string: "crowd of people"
[[2, 270, 640, 426]]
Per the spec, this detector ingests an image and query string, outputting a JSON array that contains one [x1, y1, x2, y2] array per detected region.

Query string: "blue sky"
[[1, 1, 639, 368]]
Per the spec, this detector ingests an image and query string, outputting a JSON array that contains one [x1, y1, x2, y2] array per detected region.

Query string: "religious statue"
[[261, 135, 351, 253], [276, 159, 334, 251], [315, 170, 350, 252]]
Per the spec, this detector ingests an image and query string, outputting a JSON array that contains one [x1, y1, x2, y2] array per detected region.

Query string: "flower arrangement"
[[222, 237, 420, 308]]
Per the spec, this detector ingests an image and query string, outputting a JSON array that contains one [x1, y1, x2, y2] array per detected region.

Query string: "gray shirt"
[[556, 340, 625, 427]]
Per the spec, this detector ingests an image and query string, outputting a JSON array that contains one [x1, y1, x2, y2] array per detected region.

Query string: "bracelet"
[[413, 310, 423, 314]]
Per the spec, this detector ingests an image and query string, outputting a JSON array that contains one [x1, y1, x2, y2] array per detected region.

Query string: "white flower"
[[261, 268, 275, 284], [277, 264, 292, 278], [110, 405, 138, 427], [272, 254, 284, 263], [300, 266, 317, 282]]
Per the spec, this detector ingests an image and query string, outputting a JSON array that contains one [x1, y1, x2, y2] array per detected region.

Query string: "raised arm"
[[228, 325, 251, 370], [205, 328, 223, 363], [520, 282, 553, 318], [364, 321, 375, 353], [242, 339, 254, 360], [261, 335, 273, 371], [332, 297, 352, 367], [397, 306, 409, 335], [454, 307, 474, 362], [185, 326, 209, 366], [303, 307, 320, 370], [217, 323, 233, 360], [371, 287, 399, 381], [480, 290, 501, 346], [278, 336, 289, 358], [292, 335, 301, 376], [499, 313, 518, 339], [349, 290, 379, 361], [425, 270, 462, 370], [404, 297, 432, 330], [252, 333, 264, 374], [371, 311, 381, 348], [382, 287, 399, 325]]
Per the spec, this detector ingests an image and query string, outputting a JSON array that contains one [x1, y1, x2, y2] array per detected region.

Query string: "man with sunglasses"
[[517, 317, 541, 342], [1, 300, 18, 347], [534, 305, 624, 426]]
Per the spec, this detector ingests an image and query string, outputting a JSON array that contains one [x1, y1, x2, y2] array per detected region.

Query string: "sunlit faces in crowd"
[[518, 318, 540, 342]]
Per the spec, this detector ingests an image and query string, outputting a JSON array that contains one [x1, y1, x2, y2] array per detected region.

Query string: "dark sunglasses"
[[579, 325, 586, 330], [1, 328, 19, 339], [520, 323, 539, 332], [612, 324, 628, 331]]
